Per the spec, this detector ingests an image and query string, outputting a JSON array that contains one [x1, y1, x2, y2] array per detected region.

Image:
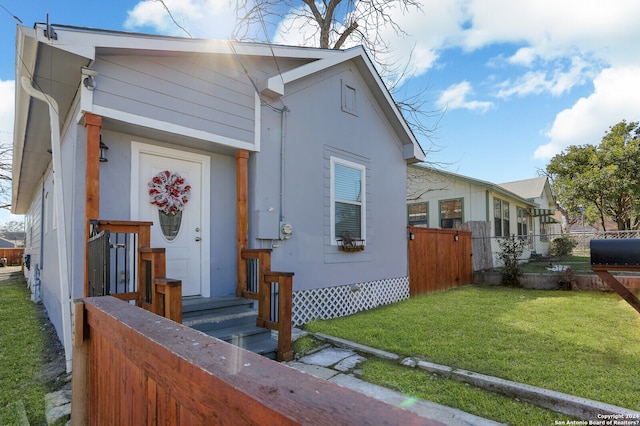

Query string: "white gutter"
[[21, 76, 73, 373]]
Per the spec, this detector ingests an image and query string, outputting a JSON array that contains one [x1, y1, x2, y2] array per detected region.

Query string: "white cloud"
[[0, 79, 14, 147], [509, 47, 536, 66], [496, 56, 593, 98], [534, 66, 640, 160], [125, 0, 238, 39], [437, 81, 492, 112]]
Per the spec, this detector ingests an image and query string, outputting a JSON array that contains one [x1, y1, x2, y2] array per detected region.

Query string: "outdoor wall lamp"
[[454, 231, 459, 242], [99, 136, 109, 163]]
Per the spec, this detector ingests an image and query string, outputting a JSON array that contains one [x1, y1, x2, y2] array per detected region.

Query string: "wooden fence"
[[71, 296, 432, 425], [0, 248, 24, 266], [408, 227, 473, 296]]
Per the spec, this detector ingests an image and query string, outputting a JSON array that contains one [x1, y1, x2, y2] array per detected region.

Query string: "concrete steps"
[[182, 296, 277, 359]]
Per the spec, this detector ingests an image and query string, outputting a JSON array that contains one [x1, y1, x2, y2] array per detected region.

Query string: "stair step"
[[189, 313, 257, 332], [182, 297, 254, 319], [243, 333, 278, 359], [181, 296, 277, 359], [203, 323, 270, 341], [182, 309, 258, 331]]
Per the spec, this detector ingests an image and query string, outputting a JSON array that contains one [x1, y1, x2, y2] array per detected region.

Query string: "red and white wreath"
[[148, 171, 191, 215]]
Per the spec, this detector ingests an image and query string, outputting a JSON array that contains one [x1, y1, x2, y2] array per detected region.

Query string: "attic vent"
[[341, 80, 357, 116]]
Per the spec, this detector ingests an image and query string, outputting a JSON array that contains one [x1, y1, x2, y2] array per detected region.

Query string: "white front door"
[[131, 143, 210, 297]]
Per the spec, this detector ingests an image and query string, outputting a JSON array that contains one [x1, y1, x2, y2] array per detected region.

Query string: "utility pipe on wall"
[[21, 76, 73, 372]]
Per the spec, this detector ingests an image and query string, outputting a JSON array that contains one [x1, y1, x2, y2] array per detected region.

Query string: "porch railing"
[[240, 248, 294, 361], [86, 220, 182, 322]]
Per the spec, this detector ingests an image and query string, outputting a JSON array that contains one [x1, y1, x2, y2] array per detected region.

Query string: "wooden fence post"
[[153, 278, 183, 323], [236, 150, 249, 296], [276, 272, 294, 362], [70, 300, 89, 425]]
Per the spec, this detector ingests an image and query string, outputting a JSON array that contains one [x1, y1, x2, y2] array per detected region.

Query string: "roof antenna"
[[44, 13, 57, 40]]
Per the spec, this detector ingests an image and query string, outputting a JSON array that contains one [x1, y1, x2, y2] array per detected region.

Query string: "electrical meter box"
[[255, 210, 280, 240]]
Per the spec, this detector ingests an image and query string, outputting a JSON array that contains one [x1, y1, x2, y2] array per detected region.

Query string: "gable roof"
[[409, 164, 536, 207], [498, 176, 549, 200], [13, 23, 425, 213]]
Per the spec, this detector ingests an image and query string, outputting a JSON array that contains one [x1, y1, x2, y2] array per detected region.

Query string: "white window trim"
[[330, 156, 366, 246]]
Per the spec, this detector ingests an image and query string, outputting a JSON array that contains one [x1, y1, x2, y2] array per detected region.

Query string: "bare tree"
[[1, 220, 24, 233], [0, 143, 13, 210], [233, 0, 420, 53], [232, 0, 441, 141]]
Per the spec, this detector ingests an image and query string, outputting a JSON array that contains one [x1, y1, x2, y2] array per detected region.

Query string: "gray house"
[[13, 24, 424, 367]]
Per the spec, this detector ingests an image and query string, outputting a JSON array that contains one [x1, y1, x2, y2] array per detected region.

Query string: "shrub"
[[497, 235, 528, 286], [550, 236, 577, 257]]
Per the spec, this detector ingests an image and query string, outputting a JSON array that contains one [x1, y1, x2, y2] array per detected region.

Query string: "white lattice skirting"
[[292, 277, 409, 326]]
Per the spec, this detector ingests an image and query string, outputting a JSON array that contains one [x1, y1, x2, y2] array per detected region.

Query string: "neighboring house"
[[407, 165, 557, 267], [0, 231, 25, 247], [13, 24, 424, 367], [0, 237, 16, 248], [499, 176, 561, 239]]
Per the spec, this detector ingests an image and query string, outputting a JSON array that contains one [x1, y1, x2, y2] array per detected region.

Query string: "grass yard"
[[305, 285, 640, 425], [0, 271, 49, 425]]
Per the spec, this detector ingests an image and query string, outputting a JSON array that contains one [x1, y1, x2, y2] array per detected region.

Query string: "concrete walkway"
[[286, 331, 640, 425], [285, 332, 503, 426]]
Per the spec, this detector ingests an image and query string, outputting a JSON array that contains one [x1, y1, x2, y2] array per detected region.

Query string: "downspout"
[[21, 76, 73, 372], [279, 106, 289, 224]]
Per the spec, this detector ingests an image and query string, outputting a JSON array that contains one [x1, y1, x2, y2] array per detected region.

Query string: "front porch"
[[83, 115, 294, 361], [86, 218, 294, 361]]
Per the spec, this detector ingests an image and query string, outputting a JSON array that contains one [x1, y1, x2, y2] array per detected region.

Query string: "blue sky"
[[2, 0, 640, 223]]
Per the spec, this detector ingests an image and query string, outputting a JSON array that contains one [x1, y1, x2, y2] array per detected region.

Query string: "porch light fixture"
[[99, 136, 109, 163], [454, 231, 459, 242]]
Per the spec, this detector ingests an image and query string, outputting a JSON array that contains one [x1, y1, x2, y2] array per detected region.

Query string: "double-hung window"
[[408, 202, 428, 227], [440, 198, 463, 228], [494, 198, 510, 236], [517, 207, 529, 236], [331, 157, 365, 244]]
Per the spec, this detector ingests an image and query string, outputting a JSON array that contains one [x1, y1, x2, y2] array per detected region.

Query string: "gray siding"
[[23, 177, 43, 287], [93, 53, 257, 145], [251, 62, 409, 291]]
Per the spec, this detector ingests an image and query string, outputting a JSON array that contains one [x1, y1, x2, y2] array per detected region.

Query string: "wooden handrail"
[[97, 220, 153, 248], [92, 220, 182, 322], [262, 271, 294, 361], [152, 278, 182, 323], [239, 248, 272, 299], [139, 247, 166, 308], [241, 248, 294, 361]]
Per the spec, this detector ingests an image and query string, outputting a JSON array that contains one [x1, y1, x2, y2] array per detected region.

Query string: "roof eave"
[[12, 26, 38, 214], [410, 164, 536, 207]]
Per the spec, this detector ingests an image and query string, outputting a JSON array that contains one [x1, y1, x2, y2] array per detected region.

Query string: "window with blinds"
[[494, 198, 510, 236], [408, 202, 428, 227], [440, 198, 463, 229], [331, 157, 365, 243]]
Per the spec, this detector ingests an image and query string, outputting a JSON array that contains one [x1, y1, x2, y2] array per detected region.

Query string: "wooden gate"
[[408, 227, 473, 295]]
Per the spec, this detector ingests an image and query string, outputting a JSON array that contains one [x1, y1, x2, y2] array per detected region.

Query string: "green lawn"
[[305, 285, 640, 424], [0, 272, 49, 425]]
